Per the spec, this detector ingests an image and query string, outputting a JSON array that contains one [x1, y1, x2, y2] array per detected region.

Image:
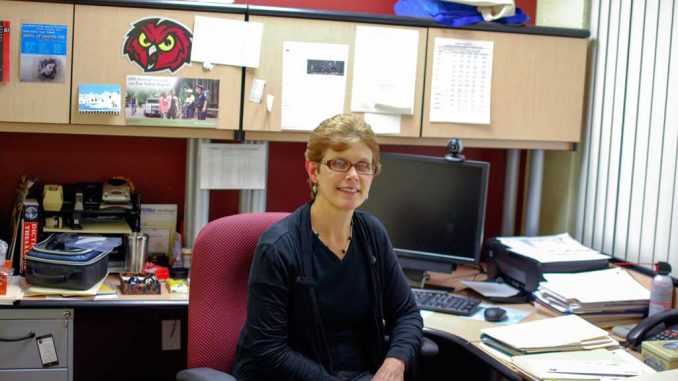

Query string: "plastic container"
[[642, 340, 678, 371], [649, 262, 674, 316]]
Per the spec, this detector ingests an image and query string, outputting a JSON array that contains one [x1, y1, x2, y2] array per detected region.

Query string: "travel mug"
[[125, 232, 148, 273]]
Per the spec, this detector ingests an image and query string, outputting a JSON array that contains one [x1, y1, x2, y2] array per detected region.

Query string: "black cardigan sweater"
[[233, 202, 423, 380]]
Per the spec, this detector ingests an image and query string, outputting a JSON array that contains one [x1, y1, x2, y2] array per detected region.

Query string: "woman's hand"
[[371, 357, 405, 381]]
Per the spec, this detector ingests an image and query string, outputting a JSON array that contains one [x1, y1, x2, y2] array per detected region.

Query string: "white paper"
[[142, 226, 171, 254], [140, 204, 177, 256], [199, 143, 267, 189], [266, 94, 274, 112], [192, 16, 263, 68], [497, 233, 610, 263], [351, 26, 418, 115], [364, 112, 401, 134], [429, 38, 494, 124], [541, 268, 650, 303], [460, 280, 520, 298], [281, 41, 348, 131], [249, 78, 265, 103], [481, 315, 613, 351]]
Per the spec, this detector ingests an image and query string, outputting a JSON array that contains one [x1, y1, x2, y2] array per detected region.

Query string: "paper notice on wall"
[[364, 112, 401, 134], [351, 26, 418, 115], [199, 143, 267, 189], [281, 41, 348, 131], [192, 16, 263, 68], [429, 38, 494, 124]]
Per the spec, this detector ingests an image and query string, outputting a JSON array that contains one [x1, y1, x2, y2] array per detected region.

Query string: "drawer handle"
[[0, 331, 36, 342]]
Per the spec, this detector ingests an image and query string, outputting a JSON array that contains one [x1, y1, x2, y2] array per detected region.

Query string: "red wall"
[[0, 0, 537, 243]]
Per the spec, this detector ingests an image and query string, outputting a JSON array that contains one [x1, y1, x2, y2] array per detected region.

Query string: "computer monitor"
[[360, 152, 489, 281]]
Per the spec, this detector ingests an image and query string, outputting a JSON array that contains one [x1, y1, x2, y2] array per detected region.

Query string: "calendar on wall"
[[429, 38, 494, 125]]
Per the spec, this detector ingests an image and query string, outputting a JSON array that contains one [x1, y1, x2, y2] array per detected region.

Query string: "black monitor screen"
[[360, 152, 489, 274]]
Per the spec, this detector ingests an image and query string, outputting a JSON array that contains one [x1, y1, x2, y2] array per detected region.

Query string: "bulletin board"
[[70, 5, 244, 132], [0, 0, 73, 124], [243, 15, 427, 138], [422, 28, 588, 143]]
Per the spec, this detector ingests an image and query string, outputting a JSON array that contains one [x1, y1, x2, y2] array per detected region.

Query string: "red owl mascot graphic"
[[122, 17, 192, 73]]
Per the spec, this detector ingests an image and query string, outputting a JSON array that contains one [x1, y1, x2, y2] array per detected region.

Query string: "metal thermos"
[[125, 232, 148, 273]]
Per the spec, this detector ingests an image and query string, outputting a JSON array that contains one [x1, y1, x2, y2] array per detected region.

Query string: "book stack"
[[480, 315, 619, 357], [533, 267, 650, 328]]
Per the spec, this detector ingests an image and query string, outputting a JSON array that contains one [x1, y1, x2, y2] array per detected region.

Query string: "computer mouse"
[[484, 307, 507, 322]]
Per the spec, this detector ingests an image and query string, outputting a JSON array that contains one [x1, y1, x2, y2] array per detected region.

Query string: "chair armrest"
[[176, 367, 237, 381], [421, 336, 439, 357]]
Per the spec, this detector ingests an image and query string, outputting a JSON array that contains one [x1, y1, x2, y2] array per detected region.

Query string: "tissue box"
[[119, 272, 160, 295], [642, 340, 678, 371]]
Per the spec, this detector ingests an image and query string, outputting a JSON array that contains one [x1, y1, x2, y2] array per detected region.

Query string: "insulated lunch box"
[[26, 235, 109, 290]]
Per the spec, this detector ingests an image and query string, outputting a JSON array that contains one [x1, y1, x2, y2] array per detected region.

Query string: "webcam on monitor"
[[445, 138, 465, 162]]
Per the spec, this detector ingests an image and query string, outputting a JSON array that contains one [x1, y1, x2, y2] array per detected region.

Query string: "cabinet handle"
[[0, 331, 36, 342]]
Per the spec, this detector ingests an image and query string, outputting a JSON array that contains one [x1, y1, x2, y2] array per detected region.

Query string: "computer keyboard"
[[412, 289, 481, 316]]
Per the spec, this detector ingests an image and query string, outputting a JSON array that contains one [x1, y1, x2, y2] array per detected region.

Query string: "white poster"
[[199, 143, 267, 189], [191, 16, 263, 68], [281, 41, 349, 131], [429, 38, 494, 124], [351, 26, 418, 115]]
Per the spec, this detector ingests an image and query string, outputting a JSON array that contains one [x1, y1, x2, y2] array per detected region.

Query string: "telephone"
[[626, 308, 678, 350]]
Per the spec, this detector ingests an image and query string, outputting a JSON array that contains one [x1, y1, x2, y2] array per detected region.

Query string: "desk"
[[1, 274, 188, 381], [420, 268, 652, 381]]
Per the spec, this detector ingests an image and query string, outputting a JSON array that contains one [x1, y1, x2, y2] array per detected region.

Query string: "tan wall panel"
[[0, 0, 72, 124], [243, 16, 426, 138], [71, 5, 242, 130], [423, 29, 588, 143]]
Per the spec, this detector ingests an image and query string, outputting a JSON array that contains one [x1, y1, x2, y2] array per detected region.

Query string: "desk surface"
[[0, 274, 188, 308]]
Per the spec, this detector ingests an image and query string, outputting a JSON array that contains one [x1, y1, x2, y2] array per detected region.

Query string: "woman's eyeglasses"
[[322, 159, 379, 175]]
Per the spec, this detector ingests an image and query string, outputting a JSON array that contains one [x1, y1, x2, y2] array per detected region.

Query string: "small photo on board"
[[307, 59, 345, 76], [78, 84, 121, 114], [125, 75, 219, 128]]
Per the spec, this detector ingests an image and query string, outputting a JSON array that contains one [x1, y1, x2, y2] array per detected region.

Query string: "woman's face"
[[306, 141, 375, 212]]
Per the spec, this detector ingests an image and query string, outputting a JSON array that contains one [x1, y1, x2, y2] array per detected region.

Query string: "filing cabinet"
[[0, 309, 73, 381]]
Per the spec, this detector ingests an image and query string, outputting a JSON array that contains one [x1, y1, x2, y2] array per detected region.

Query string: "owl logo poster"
[[122, 17, 192, 73]]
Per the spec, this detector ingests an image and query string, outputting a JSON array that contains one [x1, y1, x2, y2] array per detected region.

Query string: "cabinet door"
[[70, 5, 243, 132], [0, 368, 68, 381], [0, 315, 70, 369], [0, 0, 73, 124], [243, 16, 426, 139], [422, 28, 588, 146]]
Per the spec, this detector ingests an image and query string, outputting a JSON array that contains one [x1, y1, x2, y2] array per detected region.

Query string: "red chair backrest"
[[186, 212, 289, 372]]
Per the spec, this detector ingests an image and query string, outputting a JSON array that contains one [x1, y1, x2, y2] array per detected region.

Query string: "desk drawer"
[[0, 368, 68, 381], [0, 310, 71, 369]]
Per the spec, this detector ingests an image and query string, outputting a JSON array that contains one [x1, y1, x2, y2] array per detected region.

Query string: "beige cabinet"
[[69, 4, 243, 137], [0, 0, 72, 124], [422, 28, 588, 148], [0, 309, 73, 381], [243, 16, 427, 140]]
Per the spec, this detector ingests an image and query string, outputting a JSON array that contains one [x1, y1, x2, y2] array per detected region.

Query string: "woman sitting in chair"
[[233, 114, 423, 381]]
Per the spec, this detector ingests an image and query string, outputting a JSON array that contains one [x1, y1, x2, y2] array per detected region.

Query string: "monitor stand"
[[404, 269, 430, 289]]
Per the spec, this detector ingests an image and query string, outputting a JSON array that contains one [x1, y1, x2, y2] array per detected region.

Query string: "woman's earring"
[[312, 184, 318, 196]]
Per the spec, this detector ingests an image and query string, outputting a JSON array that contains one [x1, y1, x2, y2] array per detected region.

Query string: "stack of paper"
[[533, 268, 649, 327], [497, 233, 610, 263], [480, 315, 619, 356], [512, 348, 656, 380]]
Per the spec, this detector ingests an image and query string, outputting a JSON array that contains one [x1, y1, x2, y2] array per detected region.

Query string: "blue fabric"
[[394, 0, 530, 27]]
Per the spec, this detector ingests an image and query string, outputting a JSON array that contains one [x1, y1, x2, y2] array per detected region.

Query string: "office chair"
[[176, 212, 289, 381], [176, 212, 438, 381]]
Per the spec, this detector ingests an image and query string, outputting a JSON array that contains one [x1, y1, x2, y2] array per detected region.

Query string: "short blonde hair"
[[305, 114, 381, 172]]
